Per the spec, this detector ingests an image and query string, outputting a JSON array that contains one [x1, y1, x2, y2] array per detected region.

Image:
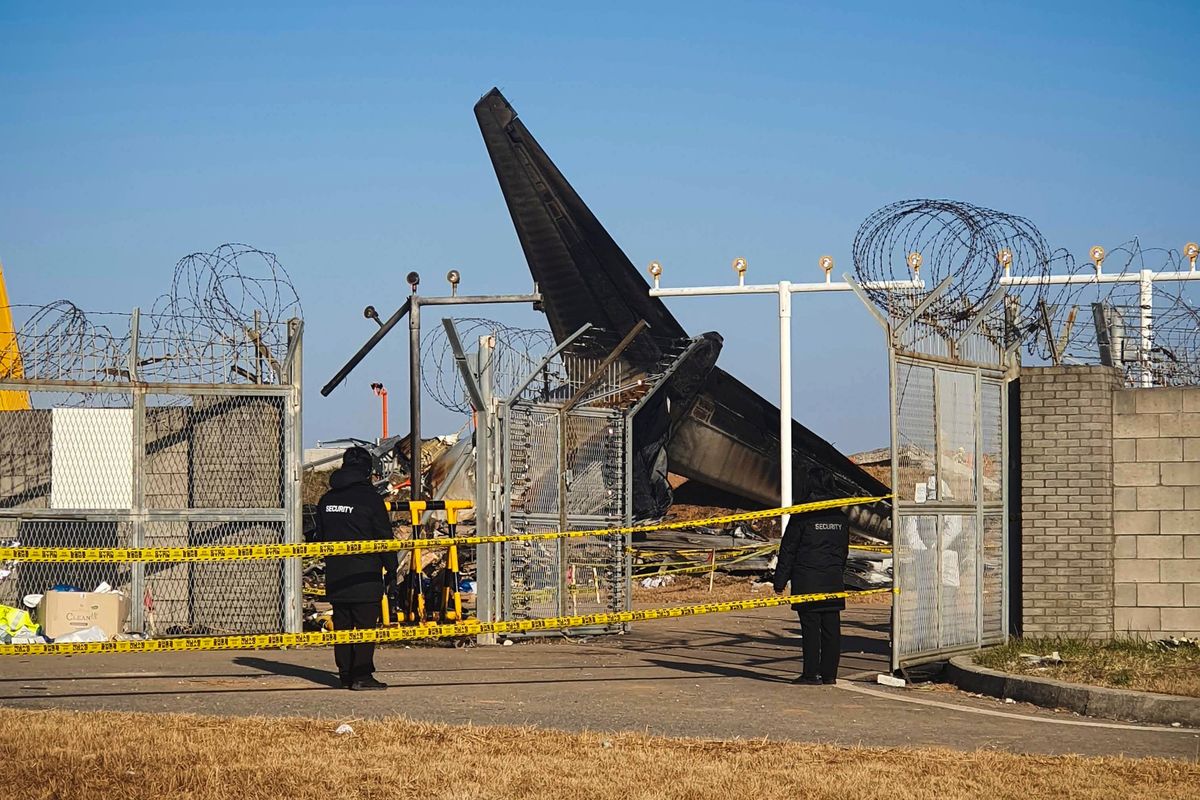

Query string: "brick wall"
[[1019, 366, 1122, 638], [1112, 387, 1200, 637]]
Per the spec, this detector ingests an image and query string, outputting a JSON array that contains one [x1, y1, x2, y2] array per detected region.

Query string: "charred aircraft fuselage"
[[474, 88, 889, 537]]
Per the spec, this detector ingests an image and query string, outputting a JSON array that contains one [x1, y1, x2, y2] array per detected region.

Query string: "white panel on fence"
[[50, 407, 133, 509]]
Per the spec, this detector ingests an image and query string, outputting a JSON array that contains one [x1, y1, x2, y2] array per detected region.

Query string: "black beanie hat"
[[342, 446, 373, 477]]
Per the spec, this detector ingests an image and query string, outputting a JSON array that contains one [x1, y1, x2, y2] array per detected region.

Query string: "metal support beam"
[[843, 274, 890, 333], [778, 282, 793, 531], [562, 320, 648, 414], [321, 298, 411, 397], [894, 275, 955, 340], [409, 291, 422, 499], [953, 286, 1008, 354], [442, 319, 486, 411], [507, 323, 592, 402], [1038, 300, 1061, 366]]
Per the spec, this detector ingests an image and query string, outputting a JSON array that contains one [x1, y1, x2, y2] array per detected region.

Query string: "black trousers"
[[332, 601, 380, 683], [798, 609, 841, 680]]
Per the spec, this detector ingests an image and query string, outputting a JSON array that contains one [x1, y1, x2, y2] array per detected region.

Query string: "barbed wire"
[[144, 244, 303, 377], [2, 244, 302, 388], [421, 318, 556, 413], [5, 301, 123, 383], [1051, 240, 1200, 385], [851, 199, 1054, 343]]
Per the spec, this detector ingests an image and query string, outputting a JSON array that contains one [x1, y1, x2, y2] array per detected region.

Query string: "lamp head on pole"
[[732, 257, 747, 286], [647, 261, 663, 289], [997, 248, 1013, 277], [819, 255, 834, 283], [1185, 242, 1199, 271], [907, 251, 923, 279], [446, 269, 461, 296], [406, 271, 420, 293], [1090, 245, 1106, 274]]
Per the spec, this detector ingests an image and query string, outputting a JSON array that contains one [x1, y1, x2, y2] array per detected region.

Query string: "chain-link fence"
[[0, 308, 303, 637]]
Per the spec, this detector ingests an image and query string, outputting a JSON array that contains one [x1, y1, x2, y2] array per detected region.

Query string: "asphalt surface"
[[2, 604, 1197, 760]]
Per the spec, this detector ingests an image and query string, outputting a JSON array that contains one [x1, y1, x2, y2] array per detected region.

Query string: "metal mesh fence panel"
[[501, 403, 628, 626], [937, 371, 976, 504], [0, 518, 132, 612], [507, 409, 559, 518], [895, 362, 935, 503], [981, 381, 1004, 506], [141, 521, 286, 635], [938, 514, 978, 648], [144, 394, 284, 510], [892, 357, 1008, 667], [0, 407, 53, 512], [896, 514, 939, 657], [564, 522, 626, 617], [503, 518, 562, 620], [0, 395, 135, 511], [981, 513, 1005, 642], [563, 413, 624, 518]]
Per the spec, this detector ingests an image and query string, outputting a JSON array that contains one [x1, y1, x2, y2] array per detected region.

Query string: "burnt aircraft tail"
[[475, 88, 889, 534]]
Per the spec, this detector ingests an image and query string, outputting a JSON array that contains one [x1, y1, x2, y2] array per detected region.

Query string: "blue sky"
[[2, 1, 1197, 451]]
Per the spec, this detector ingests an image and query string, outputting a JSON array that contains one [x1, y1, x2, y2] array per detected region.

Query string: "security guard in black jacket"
[[773, 508, 849, 685], [316, 446, 398, 690]]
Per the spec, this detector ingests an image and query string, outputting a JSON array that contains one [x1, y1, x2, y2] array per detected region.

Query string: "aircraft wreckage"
[[472, 88, 889, 538], [322, 89, 890, 539]]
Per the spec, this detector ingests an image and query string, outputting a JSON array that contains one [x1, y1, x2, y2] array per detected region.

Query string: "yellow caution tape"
[[0, 587, 893, 656], [0, 495, 890, 564]]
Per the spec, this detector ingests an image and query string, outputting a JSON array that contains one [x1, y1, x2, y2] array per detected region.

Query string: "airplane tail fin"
[[0, 261, 32, 411]]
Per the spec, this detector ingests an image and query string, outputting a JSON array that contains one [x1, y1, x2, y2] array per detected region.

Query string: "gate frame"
[[847, 275, 1015, 671]]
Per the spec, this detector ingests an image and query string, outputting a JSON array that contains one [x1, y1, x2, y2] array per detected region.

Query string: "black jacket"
[[315, 466, 399, 604], [773, 509, 849, 611]]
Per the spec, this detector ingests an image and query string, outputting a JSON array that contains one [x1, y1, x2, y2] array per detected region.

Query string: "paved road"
[[2, 605, 1196, 760]]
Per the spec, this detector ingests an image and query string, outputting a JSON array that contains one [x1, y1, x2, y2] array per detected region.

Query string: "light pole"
[[649, 258, 920, 531]]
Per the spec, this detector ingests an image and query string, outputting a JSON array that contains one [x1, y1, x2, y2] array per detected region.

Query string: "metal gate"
[[849, 273, 1013, 670], [501, 402, 628, 623], [890, 355, 1008, 668], [446, 322, 704, 635], [0, 307, 304, 635]]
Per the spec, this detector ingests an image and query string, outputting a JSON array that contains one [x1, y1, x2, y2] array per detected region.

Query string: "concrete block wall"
[[1112, 387, 1200, 637], [1019, 366, 1122, 638]]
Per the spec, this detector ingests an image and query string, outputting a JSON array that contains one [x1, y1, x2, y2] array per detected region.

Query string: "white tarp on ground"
[[50, 407, 133, 509]]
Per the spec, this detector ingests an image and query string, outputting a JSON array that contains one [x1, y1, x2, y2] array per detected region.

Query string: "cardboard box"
[[37, 591, 130, 639]]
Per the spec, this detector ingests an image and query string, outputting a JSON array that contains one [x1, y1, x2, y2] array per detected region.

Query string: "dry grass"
[[976, 638, 1200, 698], [633, 575, 893, 607], [2, 709, 1195, 800]]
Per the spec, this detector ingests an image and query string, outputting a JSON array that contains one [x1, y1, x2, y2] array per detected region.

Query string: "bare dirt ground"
[[632, 574, 892, 606], [3, 708, 1197, 800]]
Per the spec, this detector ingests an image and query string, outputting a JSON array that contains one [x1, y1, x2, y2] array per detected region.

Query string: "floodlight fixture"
[[819, 255, 834, 282], [648, 261, 663, 289], [907, 251, 923, 277]]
